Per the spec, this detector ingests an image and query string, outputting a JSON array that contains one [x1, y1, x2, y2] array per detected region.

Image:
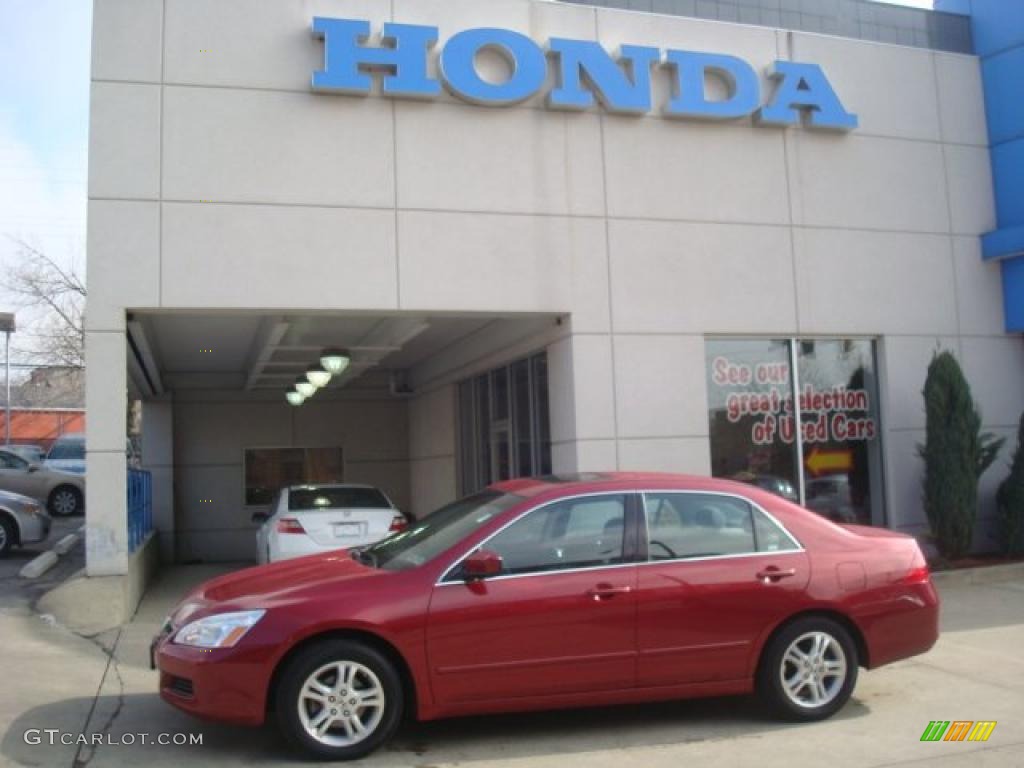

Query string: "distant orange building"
[[0, 408, 85, 449]]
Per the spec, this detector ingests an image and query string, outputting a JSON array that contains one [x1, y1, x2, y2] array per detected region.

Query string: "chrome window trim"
[[435, 490, 633, 586], [434, 487, 805, 586], [639, 489, 805, 564]]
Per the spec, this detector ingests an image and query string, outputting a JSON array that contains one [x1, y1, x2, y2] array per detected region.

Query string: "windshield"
[[47, 438, 85, 461], [359, 491, 522, 572], [289, 487, 391, 510]]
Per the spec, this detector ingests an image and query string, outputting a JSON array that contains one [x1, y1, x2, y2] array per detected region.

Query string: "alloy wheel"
[[297, 661, 386, 747], [52, 489, 78, 516], [779, 631, 848, 709]]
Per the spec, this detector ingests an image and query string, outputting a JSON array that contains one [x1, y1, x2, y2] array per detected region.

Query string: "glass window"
[[0, 450, 28, 470], [365, 491, 523, 572], [483, 494, 627, 575], [457, 352, 552, 495], [705, 338, 885, 526], [288, 487, 391, 511], [243, 447, 344, 506], [706, 339, 800, 502], [752, 507, 799, 552], [643, 493, 756, 560]]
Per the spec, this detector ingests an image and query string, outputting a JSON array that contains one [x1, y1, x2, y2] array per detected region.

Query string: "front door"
[[0, 450, 42, 499], [427, 493, 639, 704], [636, 491, 810, 687]]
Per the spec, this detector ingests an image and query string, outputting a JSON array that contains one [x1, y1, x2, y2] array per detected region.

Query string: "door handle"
[[587, 584, 632, 601], [756, 567, 796, 583]]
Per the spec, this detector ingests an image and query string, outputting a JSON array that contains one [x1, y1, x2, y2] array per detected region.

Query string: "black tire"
[[48, 485, 83, 517], [757, 616, 858, 721], [275, 639, 403, 761], [0, 515, 14, 557]]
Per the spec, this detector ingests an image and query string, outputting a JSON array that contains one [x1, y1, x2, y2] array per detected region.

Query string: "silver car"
[[0, 448, 86, 516], [0, 488, 52, 557]]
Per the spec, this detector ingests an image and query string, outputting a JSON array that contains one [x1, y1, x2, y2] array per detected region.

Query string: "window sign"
[[706, 339, 884, 526]]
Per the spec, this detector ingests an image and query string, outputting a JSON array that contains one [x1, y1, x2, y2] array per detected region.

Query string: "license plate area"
[[332, 522, 365, 538]]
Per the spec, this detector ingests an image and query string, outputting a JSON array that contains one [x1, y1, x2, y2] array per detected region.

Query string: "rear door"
[[427, 493, 641, 704], [636, 491, 810, 687], [0, 450, 42, 498]]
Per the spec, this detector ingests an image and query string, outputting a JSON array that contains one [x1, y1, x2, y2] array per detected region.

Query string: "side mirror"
[[251, 511, 269, 524], [462, 549, 503, 580], [27, 463, 40, 473]]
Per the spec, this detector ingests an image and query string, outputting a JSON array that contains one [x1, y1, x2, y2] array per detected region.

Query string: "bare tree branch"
[[2, 236, 85, 368]]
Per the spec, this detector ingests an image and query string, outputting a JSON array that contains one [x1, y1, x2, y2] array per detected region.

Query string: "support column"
[[85, 330, 129, 577], [547, 334, 619, 473], [141, 396, 175, 563]]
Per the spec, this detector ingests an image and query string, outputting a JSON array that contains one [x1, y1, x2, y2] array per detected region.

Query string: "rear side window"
[[484, 494, 628, 575], [643, 493, 797, 560], [289, 487, 391, 511]]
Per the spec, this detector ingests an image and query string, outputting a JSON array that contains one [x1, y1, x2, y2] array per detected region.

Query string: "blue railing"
[[127, 469, 153, 553]]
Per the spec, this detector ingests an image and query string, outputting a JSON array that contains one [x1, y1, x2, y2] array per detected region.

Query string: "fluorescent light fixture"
[[320, 348, 351, 375], [305, 364, 332, 388], [285, 390, 305, 406], [295, 378, 316, 398]]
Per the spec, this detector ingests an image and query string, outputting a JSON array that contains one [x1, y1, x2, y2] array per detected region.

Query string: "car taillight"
[[388, 515, 408, 533], [276, 518, 305, 534], [902, 565, 931, 585]]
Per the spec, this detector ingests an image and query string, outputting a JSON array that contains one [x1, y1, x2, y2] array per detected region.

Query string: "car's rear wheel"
[[757, 617, 858, 721], [48, 485, 82, 517], [275, 639, 403, 760], [0, 516, 14, 557]]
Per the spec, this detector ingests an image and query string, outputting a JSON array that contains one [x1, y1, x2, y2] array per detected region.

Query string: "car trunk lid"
[[289, 506, 398, 547]]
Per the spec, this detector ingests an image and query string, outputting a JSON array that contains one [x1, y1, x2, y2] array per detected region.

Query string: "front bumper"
[[152, 632, 271, 727], [19, 511, 51, 544]]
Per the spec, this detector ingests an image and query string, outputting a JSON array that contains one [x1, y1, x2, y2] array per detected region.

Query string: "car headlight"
[[173, 610, 265, 648]]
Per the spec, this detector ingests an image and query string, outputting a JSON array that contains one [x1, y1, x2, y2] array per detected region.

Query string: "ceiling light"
[[285, 390, 305, 406], [295, 378, 316, 398], [305, 364, 332, 388], [320, 348, 351, 375]]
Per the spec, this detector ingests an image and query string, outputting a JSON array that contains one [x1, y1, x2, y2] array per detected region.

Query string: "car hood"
[[193, 550, 383, 607]]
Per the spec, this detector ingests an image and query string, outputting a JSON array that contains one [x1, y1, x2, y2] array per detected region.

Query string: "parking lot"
[[0, 558, 1020, 768]]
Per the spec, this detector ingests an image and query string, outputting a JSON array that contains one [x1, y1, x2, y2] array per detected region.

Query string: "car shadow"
[[1, 691, 871, 767]]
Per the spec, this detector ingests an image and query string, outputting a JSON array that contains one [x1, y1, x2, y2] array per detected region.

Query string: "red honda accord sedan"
[[153, 472, 939, 760]]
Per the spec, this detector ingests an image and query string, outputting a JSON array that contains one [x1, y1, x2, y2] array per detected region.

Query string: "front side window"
[[482, 494, 628, 576], [0, 451, 27, 470]]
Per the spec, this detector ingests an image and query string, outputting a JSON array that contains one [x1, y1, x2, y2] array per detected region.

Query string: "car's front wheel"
[[757, 617, 858, 721], [0, 516, 14, 557], [48, 485, 83, 517], [275, 639, 403, 760]]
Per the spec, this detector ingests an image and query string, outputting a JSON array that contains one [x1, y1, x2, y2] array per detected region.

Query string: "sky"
[[0, 0, 935, 360]]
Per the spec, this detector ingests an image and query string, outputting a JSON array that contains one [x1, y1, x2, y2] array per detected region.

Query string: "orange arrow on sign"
[[805, 447, 853, 477]]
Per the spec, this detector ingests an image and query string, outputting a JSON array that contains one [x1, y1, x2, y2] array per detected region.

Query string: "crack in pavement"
[[69, 626, 125, 768]]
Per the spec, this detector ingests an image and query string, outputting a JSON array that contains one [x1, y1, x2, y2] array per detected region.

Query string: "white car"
[[254, 484, 407, 564]]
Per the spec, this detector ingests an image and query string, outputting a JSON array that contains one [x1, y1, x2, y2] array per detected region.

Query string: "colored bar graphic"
[[921, 721, 949, 741], [968, 722, 998, 742], [920, 721, 997, 743]]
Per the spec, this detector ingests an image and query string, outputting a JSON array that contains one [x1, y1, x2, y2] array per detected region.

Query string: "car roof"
[[488, 472, 760, 499]]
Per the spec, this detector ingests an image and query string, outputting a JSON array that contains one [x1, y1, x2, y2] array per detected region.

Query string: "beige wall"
[[169, 391, 409, 562], [87, 0, 1024, 573]]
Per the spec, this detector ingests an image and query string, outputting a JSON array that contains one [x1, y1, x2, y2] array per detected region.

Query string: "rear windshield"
[[47, 438, 85, 461], [288, 487, 391, 511]]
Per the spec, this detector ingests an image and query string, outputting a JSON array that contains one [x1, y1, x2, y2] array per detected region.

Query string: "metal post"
[[0, 314, 15, 447], [4, 331, 9, 446], [789, 339, 806, 507]]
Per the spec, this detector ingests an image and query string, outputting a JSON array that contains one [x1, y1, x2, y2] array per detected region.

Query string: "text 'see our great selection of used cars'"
[[152, 472, 939, 761]]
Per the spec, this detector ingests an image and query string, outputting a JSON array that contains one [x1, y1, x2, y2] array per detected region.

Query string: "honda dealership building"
[[85, 0, 1024, 616]]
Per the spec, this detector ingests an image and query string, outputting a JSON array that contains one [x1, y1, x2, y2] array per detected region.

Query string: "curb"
[[20, 551, 59, 579], [930, 561, 1024, 586], [54, 534, 79, 556]]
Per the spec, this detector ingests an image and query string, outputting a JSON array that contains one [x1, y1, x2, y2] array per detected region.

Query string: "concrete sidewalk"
[[1, 565, 1022, 768]]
